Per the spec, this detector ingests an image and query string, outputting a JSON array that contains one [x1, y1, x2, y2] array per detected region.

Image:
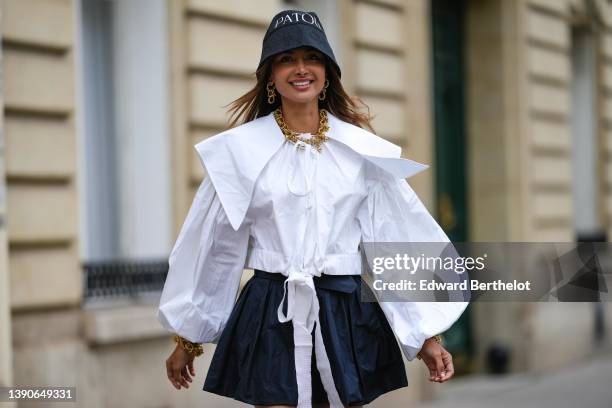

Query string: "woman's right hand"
[[418, 338, 454, 383], [165, 344, 198, 390]]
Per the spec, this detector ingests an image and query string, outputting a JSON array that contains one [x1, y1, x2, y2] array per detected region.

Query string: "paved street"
[[412, 352, 612, 408], [195, 351, 612, 408]]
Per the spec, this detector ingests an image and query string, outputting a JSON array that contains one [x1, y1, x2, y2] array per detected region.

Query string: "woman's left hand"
[[417, 337, 454, 383]]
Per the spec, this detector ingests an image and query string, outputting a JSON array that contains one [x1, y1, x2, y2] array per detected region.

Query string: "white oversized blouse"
[[157, 111, 468, 408]]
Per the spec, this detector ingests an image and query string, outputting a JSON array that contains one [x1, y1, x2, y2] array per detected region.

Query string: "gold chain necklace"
[[273, 108, 330, 153]]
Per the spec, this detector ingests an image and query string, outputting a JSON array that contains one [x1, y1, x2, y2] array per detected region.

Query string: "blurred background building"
[[0, 0, 611, 407]]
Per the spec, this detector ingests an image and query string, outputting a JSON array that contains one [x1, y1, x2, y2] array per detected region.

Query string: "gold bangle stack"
[[173, 335, 204, 357], [416, 334, 443, 360]]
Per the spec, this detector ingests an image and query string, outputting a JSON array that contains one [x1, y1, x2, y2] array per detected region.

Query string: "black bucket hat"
[[258, 9, 341, 77]]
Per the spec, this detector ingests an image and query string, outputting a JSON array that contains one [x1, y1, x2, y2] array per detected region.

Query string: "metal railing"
[[82, 259, 168, 304]]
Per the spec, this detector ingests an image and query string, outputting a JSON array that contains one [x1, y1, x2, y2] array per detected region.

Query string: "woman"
[[158, 9, 468, 408]]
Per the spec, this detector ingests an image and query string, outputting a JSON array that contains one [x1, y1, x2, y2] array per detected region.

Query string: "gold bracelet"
[[416, 334, 443, 360], [173, 335, 204, 357]]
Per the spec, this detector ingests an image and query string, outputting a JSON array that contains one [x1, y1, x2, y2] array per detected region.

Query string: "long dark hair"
[[225, 54, 375, 132]]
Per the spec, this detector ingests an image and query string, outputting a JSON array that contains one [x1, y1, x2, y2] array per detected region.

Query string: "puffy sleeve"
[[157, 176, 251, 344], [357, 164, 469, 361]]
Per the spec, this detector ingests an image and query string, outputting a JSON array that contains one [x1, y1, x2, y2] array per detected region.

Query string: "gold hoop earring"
[[318, 79, 329, 101], [266, 81, 276, 104]]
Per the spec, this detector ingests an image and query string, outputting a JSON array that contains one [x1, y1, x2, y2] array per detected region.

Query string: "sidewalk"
[[193, 351, 612, 408], [411, 352, 612, 408]]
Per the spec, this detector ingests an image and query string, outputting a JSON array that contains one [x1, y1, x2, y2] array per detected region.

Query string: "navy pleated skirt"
[[203, 269, 408, 406]]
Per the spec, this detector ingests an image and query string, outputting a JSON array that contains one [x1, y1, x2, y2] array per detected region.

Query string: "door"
[[431, 0, 474, 375]]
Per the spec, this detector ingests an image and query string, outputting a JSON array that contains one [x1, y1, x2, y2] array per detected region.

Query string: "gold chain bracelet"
[[173, 335, 204, 357], [416, 334, 443, 360]]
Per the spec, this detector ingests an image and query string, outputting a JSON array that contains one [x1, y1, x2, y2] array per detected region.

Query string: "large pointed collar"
[[194, 111, 429, 231]]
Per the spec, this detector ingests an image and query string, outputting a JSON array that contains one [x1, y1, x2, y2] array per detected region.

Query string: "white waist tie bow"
[[277, 141, 343, 408]]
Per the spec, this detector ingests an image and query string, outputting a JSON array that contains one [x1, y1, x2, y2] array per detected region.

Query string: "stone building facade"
[[0, 0, 611, 406]]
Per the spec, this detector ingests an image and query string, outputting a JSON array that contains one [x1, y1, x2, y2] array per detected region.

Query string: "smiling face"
[[269, 46, 327, 106]]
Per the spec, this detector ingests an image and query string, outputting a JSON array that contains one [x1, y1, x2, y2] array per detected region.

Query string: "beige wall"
[[169, 0, 281, 227], [1, 0, 81, 311], [521, 0, 612, 371], [467, 0, 612, 251], [466, 0, 528, 374], [0, 3, 15, 395], [1, 0, 82, 402], [345, 0, 436, 208], [524, 0, 574, 242], [467, 0, 612, 374], [519, 0, 610, 233]]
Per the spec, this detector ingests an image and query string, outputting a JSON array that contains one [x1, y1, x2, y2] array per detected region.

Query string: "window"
[[570, 25, 605, 242], [77, 0, 171, 303]]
